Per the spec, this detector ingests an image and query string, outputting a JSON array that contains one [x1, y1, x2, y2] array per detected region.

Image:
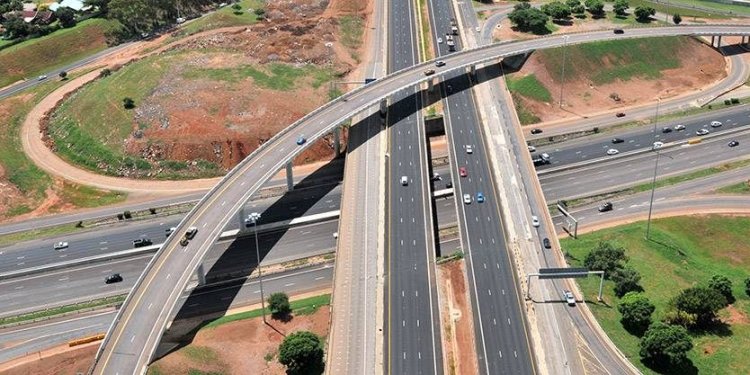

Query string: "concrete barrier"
[[68, 333, 105, 347]]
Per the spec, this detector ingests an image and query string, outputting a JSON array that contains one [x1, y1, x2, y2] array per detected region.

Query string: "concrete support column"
[[333, 126, 341, 156], [196, 263, 207, 286], [717, 35, 722, 48], [285, 161, 294, 191], [379, 98, 388, 118], [711, 36, 715, 47], [469, 64, 476, 80], [427, 79, 434, 92], [238, 206, 247, 233]]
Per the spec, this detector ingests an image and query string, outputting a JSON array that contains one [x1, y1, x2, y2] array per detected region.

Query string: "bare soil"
[[149, 307, 331, 374], [0, 342, 98, 375], [436, 260, 478, 375], [495, 19, 727, 123]]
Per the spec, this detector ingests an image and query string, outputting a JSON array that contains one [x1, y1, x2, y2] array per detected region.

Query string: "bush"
[[100, 68, 112, 78], [149, 208, 157, 215], [731, 98, 740, 104], [708, 274, 734, 304], [123, 210, 132, 219], [59, 71, 68, 80], [618, 292, 655, 335], [583, 241, 627, 278], [673, 286, 727, 327], [278, 331, 324, 374], [612, 267, 643, 297], [662, 309, 697, 328], [116, 213, 124, 220], [634, 6, 656, 22], [123, 97, 135, 109], [745, 278, 750, 297], [725, 99, 732, 106], [254, 8, 265, 15], [268, 292, 291, 319], [639, 322, 693, 367], [672, 13, 682, 24]]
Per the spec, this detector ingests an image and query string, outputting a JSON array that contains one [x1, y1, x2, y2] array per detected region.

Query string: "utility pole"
[[645, 150, 660, 240], [559, 35, 570, 109], [249, 212, 266, 323]]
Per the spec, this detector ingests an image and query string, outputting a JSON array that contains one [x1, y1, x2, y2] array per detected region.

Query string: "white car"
[[710, 121, 722, 128], [563, 290, 576, 306], [606, 148, 619, 156], [674, 124, 686, 131], [466, 145, 473, 154], [437, 37, 443, 44], [53, 241, 68, 250], [531, 215, 540, 227], [463, 193, 472, 204], [38, 75, 48, 81], [652, 141, 664, 149], [400, 175, 408, 186], [696, 128, 710, 136], [527, 145, 536, 153]]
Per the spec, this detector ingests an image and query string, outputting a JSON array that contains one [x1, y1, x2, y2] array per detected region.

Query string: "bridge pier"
[[196, 263, 206, 286], [333, 126, 341, 157], [285, 161, 294, 191], [468, 64, 476, 80], [427, 78, 434, 92], [379, 98, 388, 117], [238, 207, 247, 233]]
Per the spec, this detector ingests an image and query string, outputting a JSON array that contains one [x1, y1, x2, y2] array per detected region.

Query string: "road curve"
[[91, 25, 750, 374]]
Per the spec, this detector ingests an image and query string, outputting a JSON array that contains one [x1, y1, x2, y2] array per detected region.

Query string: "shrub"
[[618, 292, 655, 335], [673, 286, 727, 327], [268, 292, 291, 319], [612, 267, 643, 297], [278, 331, 324, 374], [639, 322, 693, 367], [708, 274, 734, 304], [123, 97, 135, 109], [583, 241, 627, 278], [123, 210, 132, 219], [745, 278, 750, 297]]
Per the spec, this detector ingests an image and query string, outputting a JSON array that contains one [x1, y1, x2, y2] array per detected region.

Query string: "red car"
[[459, 167, 468, 177]]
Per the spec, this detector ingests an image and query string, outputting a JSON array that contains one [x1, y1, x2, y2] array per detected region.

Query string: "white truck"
[[450, 18, 458, 35]]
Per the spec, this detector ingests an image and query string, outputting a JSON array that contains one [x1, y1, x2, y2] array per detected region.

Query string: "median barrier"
[[68, 333, 105, 347]]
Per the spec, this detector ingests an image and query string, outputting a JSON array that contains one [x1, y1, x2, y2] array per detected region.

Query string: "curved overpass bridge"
[[91, 25, 750, 374]]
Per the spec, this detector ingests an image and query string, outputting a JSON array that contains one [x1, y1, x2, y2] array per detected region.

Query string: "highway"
[[385, 0, 443, 372], [77, 25, 750, 374], [427, 1, 534, 373]]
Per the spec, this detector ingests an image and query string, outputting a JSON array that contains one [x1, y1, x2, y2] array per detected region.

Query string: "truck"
[[450, 18, 458, 35], [532, 153, 551, 167], [446, 34, 455, 52]]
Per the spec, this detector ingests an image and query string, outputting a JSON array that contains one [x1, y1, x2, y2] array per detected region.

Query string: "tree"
[[508, 4, 549, 33], [612, 0, 629, 16], [84, 0, 111, 15], [123, 97, 135, 109], [59, 71, 68, 80], [662, 309, 697, 328], [2, 14, 31, 39], [584, 0, 604, 17], [268, 292, 291, 319], [612, 267, 643, 297], [673, 13, 682, 24], [278, 331, 324, 375], [55, 7, 77, 28], [107, 0, 160, 36], [618, 292, 655, 335], [571, 3, 585, 14], [540, 1, 571, 21], [565, 0, 580, 8], [708, 274, 734, 304], [634, 6, 655, 22], [583, 241, 627, 278], [745, 277, 750, 297], [639, 322, 693, 367], [673, 287, 727, 326]]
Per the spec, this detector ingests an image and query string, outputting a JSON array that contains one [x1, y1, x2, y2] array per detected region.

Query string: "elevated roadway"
[[91, 25, 750, 374]]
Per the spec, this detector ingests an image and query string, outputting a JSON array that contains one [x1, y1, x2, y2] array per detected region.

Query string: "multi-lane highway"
[[75, 25, 750, 374]]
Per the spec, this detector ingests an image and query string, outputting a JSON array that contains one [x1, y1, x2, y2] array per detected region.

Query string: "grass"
[[0, 18, 121, 88], [182, 63, 337, 91], [182, 346, 219, 364], [540, 36, 690, 85], [716, 181, 750, 194], [0, 295, 125, 326], [418, 0, 433, 61], [652, 0, 750, 17], [204, 294, 331, 329], [173, 0, 266, 38], [339, 15, 364, 61], [511, 93, 541, 125], [561, 216, 750, 374], [58, 182, 126, 208], [507, 74, 552, 103]]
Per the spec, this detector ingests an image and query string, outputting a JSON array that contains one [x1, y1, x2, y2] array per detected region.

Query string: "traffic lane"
[[538, 132, 749, 201], [0, 183, 343, 274], [535, 109, 750, 167]]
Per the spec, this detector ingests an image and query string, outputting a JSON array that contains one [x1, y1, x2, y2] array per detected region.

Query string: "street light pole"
[[645, 150, 661, 240], [249, 212, 266, 323], [559, 36, 570, 109]]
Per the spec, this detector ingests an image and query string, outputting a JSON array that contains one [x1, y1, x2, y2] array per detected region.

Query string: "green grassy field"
[[182, 63, 337, 91], [717, 181, 750, 194], [172, 0, 265, 38], [205, 294, 331, 329], [507, 74, 553, 103], [562, 216, 750, 374], [658, 0, 750, 16], [540, 36, 689, 85], [339, 15, 365, 52], [0, 18, 121, 88]]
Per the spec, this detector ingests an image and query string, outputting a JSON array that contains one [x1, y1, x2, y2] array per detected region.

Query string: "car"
[[445, 180, 453, 189], [531, 215, 540, 227], [611, 138, 624, 144], [333, 232, 338, 239], [296, 136, 306, 145], [133, 238, 153, 248], [431, 172, 441, 181], [459, 167, 467, 177], [527, 145, 536, 152], [530, 128, 543, 135], [435, 60, 445, 67], [400, 175, 408, 185], [652, 141, 664, 149], [166, 227, 176, 237], [476, 192, 485, 203], [463, 194, 472, 204], [710, 120, 722, 128], [598, 202, 613, 212], [466, 145, 473, 154], [38, 75, 48, 81], [613, 29, 624, 34], [606, 148, 619, 156], [615, 112, 626, 118], [437, 37, 443, 44], [728, 140, 740, 147], [542, 238, 551, 249], [177, 17, 186, 23], [53, 241, 68, 250], [185, 227, 198, 239], [424, 69, 435, 76], [696, 128, 710, 136], [661, 127, 673, 133], [674, 124, 686, 131], [563, 290, 576, 306], [105, 273, 123, 284]]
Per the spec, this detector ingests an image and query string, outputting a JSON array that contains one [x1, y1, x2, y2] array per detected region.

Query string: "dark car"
[[613, 29, 624, 34], [105, 273, 123, 284], [611, 138, 624, 144], [542, 238, 551, 249], [729, 140, 740, 147], [133, 238, 153, 248], [446, 84, 453, 93], [662, 127, 673, 133], [615, 112, 626, 118], [598, 202, 613, 212], [530, 128, 543, 135]]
